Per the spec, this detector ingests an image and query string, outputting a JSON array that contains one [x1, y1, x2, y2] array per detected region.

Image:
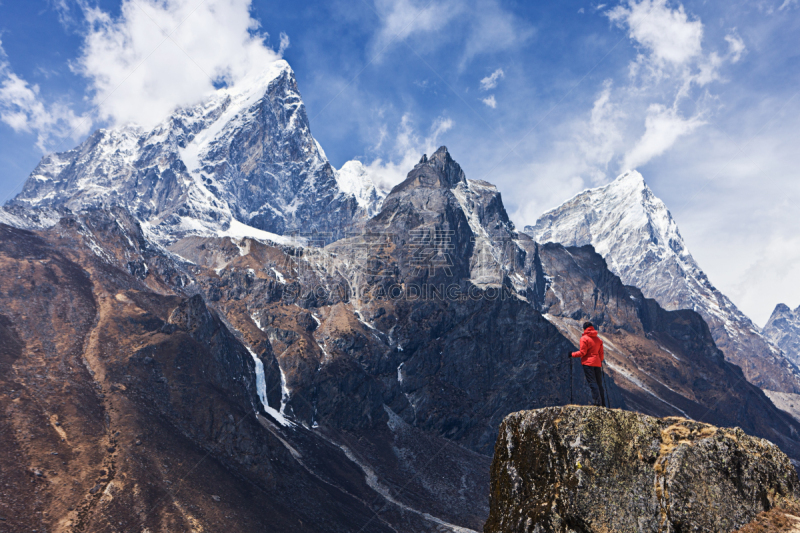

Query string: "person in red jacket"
[[571, 322, 606, 407]]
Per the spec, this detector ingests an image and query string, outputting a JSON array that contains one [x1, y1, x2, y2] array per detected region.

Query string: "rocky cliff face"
[[765, 305, 800, 367], [485, 406, 800, 533], [316, 147, 577, 453], [525, 171, 800, 394], [8, 61, 381, 243]]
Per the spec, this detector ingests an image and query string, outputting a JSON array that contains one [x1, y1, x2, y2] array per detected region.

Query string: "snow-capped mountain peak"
[[10, 58, 368, 244], [179, 60, 292, 174], [764, 304, 800, 366], [176, 59, 317, 179], [526, 170, 800, 393], [532, 170, 689, 275], [334, 160, 385, 217]]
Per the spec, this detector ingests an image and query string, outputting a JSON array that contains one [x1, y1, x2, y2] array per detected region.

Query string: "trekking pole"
[[601, 363, 610, 408], [569, 356, 573, 404]]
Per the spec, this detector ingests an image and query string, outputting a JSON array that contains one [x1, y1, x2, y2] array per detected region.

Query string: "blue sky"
[[1, 0, 799, 324]]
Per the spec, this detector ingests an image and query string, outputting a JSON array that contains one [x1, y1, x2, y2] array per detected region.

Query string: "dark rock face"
[[318, 147, 586, 453], [765, 304, 800, 368], [485, 406, 800, 533]]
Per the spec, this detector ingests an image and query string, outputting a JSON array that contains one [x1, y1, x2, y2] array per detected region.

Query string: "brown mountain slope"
[[0, 220, 486, 532]]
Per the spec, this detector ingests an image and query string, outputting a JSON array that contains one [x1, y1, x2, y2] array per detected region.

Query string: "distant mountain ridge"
[[525, 171, 800, 394], [765, 304, 800, 366], [9, 60, 384, 243]]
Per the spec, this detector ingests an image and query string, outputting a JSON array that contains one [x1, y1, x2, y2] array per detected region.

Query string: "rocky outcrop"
[[765, 305, 800, 367], [485, 406, 800, 533]]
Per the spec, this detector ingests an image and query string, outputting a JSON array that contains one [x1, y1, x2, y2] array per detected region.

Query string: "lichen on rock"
[[485, 406, 800, 533]]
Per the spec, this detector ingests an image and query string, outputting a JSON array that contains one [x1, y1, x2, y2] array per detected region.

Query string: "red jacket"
[[572, 327, 604, 367]]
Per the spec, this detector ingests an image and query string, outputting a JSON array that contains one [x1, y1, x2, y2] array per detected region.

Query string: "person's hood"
[[583, 327, 599, 337]]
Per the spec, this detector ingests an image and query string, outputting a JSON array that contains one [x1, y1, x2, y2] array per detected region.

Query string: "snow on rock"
[[10, 59, 371, 245], [179, 61, 290, 175], [0, 206, 61, 230], [334, 160, 385, 217], [221, 218, 304, 247], [451, 178, 520, 289], [245, 347, 294, 428]]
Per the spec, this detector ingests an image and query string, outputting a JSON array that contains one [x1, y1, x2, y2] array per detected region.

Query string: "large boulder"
[[485, 406, 800, 533]]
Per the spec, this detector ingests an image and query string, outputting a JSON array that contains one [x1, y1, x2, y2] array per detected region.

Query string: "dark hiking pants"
[[583, 365, 605, 407]]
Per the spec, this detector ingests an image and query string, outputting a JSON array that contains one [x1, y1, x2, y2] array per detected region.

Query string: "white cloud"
[[725, 33, 745, 63], [503, 83, 625, 224], [730, 231, 800, 326], [621, 103, 704, 170], [278, 32, 290, 56], [371, 0, 459, 57], [459, 0, 533, 68], [50, 0, 81, 29], [0, 40, 91, 151], [371, 0, 532, 68], [577, 80, 625, 181], [1, 0, 287, 147], [658, 108, 800, 326], [480, 68, 504, 91], [76, 0, 284, 128], [594, 0, 744, 171], [363, 113, 453, 191], [608, 0, 703, 66], [481, 95, 497, 108]]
